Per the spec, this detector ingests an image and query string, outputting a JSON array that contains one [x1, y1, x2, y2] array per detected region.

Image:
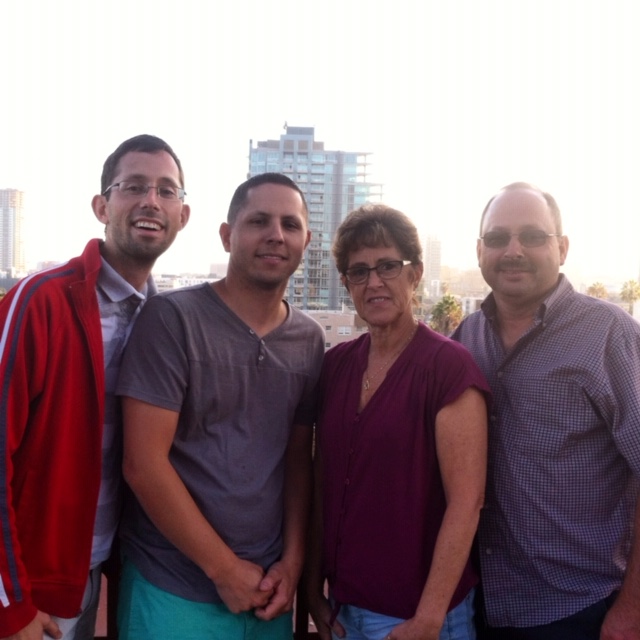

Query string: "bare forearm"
[[124, 456, 236, 580], [410, 387, 487, 632], [413, 499, 482, 629], [125, 453, 274, 613], [122, 399, 272, 613]]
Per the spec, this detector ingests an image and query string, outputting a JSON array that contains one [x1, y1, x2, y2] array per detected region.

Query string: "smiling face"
[[477, 187, 568, 312], [344, 243, 423, 331], [219, 182, 310, 291], [92, 150, 190, 279]]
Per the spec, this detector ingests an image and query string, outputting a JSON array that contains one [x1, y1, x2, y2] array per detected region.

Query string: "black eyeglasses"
[[480, 230, 561, 249], [344, 260, 412, 285], [103, 181, 186, 201]]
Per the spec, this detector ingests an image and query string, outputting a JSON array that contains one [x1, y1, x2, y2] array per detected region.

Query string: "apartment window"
[[338, 326, 352, 336]]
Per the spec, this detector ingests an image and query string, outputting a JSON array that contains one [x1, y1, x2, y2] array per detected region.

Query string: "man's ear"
[[179, 204, 191, 230], [219, 222, 232, 253], [92, 194, 109, 225], [558, 235, 569, 266]]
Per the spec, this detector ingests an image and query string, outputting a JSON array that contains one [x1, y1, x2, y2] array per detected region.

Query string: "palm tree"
[[586, 282, 607, 299], [620, 279, 640, 314], [429, 294, 463, 336]]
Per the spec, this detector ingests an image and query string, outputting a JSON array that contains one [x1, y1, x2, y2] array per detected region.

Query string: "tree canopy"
[[429, 294, 463, 336], [586, 282, 607, 299], [620, 279, 640, 314]]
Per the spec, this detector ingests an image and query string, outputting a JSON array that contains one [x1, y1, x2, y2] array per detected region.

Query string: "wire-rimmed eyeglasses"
[[344, 260, 413, 285], [103, 181, 186, 201]]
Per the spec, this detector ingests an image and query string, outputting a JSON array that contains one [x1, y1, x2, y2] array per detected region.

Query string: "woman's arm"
[[390, 386, 488, 640]]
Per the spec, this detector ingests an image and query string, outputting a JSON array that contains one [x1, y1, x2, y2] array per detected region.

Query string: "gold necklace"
[[363, 322, 418, 391]]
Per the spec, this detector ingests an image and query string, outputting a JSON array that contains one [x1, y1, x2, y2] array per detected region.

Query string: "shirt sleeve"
[[0, 287, 43, 633], [430, 338, 492, 413], [116, 295, 189, 412]]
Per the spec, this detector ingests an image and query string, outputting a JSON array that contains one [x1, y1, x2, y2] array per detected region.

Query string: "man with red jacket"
[[0, 134, 190, 639]]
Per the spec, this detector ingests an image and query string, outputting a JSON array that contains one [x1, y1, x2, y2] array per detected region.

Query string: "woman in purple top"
[[307, 204, 490, 640]]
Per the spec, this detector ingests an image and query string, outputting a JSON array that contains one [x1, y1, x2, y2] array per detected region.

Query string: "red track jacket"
[[0, 240, 105, 635]]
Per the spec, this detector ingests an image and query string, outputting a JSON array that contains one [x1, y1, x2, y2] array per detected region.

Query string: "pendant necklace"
[[363, 322, 418, 391]]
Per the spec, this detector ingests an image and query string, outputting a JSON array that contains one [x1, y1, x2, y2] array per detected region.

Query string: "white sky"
[[1, 0, 638, 287]]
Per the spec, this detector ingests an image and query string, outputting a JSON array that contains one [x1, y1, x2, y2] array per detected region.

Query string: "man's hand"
[[1, 610, 61, 640], [307, 592, 345, 640], [601, 594, 640, 640], [214, 558, 273, 614], [254, 560, 298, 621]]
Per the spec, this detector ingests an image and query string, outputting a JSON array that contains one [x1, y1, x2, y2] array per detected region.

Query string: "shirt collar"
[[481, 274, 573, 324], [97, 257, 157, 303]]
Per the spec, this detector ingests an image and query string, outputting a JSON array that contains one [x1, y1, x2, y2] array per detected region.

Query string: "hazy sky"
[[1, 0, 638, 287]]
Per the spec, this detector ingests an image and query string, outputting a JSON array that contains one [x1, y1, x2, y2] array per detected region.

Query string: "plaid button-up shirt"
[[453, 275, 640, 627]]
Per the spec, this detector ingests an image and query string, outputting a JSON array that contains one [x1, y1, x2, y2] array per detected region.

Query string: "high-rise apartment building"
[[423, 234, 442, 299], [248, 126, 382, 310], [0, 189, 26, 275]]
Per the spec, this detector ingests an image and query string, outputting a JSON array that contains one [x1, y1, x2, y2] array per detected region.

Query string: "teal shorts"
[[118, 559, 293, 639]]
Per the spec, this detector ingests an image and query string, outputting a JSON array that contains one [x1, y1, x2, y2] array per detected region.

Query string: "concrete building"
[[0, 189, 26, 275], [460, 296, 484, 317], [422, 235, 442, 300], [248, 125, 382, 310], [308, 309, 369, 350], [154, 275, 220, 293]]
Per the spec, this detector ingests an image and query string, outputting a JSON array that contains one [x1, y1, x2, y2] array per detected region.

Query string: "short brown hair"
[[101, 134, 184, 198], [332, 204, 423, 275]]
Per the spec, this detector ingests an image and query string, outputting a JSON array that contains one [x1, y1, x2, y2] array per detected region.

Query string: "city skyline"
[[1, 0, 638, 288]]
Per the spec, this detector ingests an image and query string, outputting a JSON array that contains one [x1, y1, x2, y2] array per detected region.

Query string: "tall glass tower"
[[248, 126, 382, 310], [0, 189, 26, 275]]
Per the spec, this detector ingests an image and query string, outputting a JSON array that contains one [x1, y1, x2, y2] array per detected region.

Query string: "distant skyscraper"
[[423, 234, 442, 299], [0, 189, 26, 274], [249, 126, 382, 310]]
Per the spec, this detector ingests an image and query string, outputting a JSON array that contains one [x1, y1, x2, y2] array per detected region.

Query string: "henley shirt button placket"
[[250, 330, 266, 363]]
